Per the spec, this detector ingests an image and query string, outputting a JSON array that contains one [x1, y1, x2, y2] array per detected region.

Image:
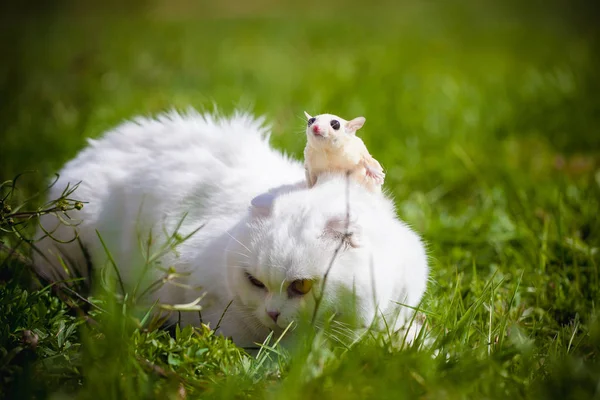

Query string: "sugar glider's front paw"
[[365, 164, 385, 186]]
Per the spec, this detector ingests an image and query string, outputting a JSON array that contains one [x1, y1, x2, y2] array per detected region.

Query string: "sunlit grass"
[[1, 1, 599, 399]]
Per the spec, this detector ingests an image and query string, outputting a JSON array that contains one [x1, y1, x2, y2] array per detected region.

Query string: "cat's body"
[[33, 110, 428, 348]]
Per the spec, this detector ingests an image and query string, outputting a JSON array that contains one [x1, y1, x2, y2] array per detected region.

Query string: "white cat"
[[33, 109, 429, 348]]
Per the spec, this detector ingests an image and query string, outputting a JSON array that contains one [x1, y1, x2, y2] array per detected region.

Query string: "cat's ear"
[[250, 192, 275, 218], [323, 216, 362, 248], [345, 117, 365, 135], [304, 111, 313, 120], [250, 182, 306, 218]]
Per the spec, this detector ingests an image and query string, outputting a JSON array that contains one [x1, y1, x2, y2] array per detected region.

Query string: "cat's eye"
[[330, 120, 340, 130], [288, 279, 313, 297], [307, 117, 316, 126], [246, 273, 265, 289]]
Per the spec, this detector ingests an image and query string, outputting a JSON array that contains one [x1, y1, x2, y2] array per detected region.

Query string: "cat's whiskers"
[[331, 319, 353, 328], [329, 326, 357, 341], [225, 249, 251, 259], [235, 305, 271, 332], [226, 231, 252, 254], [229, 264, 252, 270], [239, 310, 268, 335], [308, 320, 358, 345]]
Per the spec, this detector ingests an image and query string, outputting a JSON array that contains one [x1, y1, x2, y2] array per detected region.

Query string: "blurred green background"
[[1, 0, 599, 398], [2, 0, 599, 192]]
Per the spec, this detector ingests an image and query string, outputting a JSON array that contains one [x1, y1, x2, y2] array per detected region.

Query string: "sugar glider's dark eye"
[[307, 117, 316, 126], [330, 120, 340, 130], [246, 272, 265, 289]]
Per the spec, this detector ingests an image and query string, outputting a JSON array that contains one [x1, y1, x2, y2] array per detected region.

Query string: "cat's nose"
[[267, 310, 280, 322]]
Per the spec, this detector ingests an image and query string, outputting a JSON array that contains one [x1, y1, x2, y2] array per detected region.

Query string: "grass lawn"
[[1, 0, 599, 398]]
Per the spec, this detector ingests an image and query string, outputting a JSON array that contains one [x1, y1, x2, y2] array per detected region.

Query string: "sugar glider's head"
[[224, 178, 387, 336], [304, 111, 365, 148]]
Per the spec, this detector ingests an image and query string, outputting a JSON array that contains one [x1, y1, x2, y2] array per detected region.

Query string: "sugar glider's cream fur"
[[33, 110, 428, 348], [304, 112, 385, 192]]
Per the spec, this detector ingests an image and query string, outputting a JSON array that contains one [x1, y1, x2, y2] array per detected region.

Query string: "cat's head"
[[225, 175, 396, 334]]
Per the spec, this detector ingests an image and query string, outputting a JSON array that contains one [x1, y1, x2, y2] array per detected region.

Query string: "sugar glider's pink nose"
[[312, 125, 321, 135]]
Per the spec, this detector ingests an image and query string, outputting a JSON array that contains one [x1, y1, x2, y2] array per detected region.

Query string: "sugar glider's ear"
[[250, 193, 275, 218], [304, 111, 313, 120], [323, 215, 363, 248], [345, 117, 366, 135]]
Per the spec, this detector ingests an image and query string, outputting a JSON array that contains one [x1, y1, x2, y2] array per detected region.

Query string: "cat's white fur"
[[33, 110, 429, 348]]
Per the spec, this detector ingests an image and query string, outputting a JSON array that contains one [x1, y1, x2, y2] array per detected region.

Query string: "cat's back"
[[52, 110, 302, 208]]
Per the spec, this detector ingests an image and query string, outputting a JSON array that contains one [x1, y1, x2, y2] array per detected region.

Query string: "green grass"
[[1, 0, 600, 398]]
